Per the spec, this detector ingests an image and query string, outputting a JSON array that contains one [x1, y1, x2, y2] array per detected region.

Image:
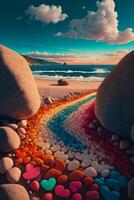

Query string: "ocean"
[[31, 65, 114, 81]]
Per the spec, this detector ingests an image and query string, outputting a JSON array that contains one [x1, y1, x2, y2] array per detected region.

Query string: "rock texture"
[[0, 127, 20, 153], [0, 184, 30, 200], [0, 157, 13, 174], [95, 51, 134, 138], [0, 45, 40, 120]]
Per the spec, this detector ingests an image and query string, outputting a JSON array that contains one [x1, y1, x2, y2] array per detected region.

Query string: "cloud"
[[96, 50, 130, 64], [26, 4, 68, 23], [26, 50, 130, 65], [56, 0, 134, 44], [27, 52, 80, 64]]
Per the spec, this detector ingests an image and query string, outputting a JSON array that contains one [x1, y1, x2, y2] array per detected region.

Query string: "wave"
[[33, 74, 104, 81], [32, 68, 110, 74]]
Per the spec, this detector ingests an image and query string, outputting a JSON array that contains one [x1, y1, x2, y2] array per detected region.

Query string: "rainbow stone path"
[[13, 91, 134, 200]]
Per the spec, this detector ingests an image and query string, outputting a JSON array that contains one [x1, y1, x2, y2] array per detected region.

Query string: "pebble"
[[42, 143, 50, 150], [100, 186, 120, 200], [55, 185, 70, 198], [85, 191, 100, 200], [45, 150, 52, 155], [81, 159, 90, 168], [89, 122, 96, 129], [17, 127, 26, 135], [67, 160, 80, 171], [43, 155, 54, 166], [7, 167, 21, 183], [31, 181, 40, 191], [111, 134, 120, 141], [0, 157, 13, 174], [90, 183, 99, 191], [0, 184, 30, 200], [69, 181, 82, 193], [6, 123, 18, 130], [128, 178, 134, 200], [119, 140, 129, 150], [84, 176, 93, 186], [72, 193, 82, 200], [0, 126, 20, 153], [18, 120, 27, 128], [51, 144, 61, 152], [44, 168, 62, 179], [84, 167, 97, 177], [54, 151, 68, 161], [69, 170, 84, 181], [101, 169, 110, 178], [43, 193, 53, 200], [57, 175, 68, 184], [55, 159, 65, 171]]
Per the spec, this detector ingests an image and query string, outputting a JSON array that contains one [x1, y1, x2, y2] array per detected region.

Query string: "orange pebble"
[[34, 150, 45, 159], [69, 170, 84, 181], [43, 155, 54, 166], [57, 175, 68, 184], [28, 151, 33, 156], [15, 150, 21, 158], [84, 176, 93, 186], [42, 164, 50, 171], [23, 156, 31, 164], [55, 159, 65, 171], [22, 147, 29, 152], [33, 158, 44, 165], [20, 152, 27, 159], [16, 158, 23, 164], [44, 168, 62, 179]]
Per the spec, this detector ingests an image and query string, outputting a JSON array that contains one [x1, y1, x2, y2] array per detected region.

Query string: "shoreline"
[[35, 78, 101, 99]]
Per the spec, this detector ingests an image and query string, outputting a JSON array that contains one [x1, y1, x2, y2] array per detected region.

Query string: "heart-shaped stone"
[[69, 181, 82, 193], [41, 178, 56, 191], [100, 186, 120, 200], [55, 185, 70, 198], [23, 163, 40, 180]]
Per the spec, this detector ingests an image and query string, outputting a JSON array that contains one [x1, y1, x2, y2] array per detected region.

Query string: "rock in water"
[[0, 45, 40, 120], [0, 184, 30, 200], [95, 51, 134, 138]]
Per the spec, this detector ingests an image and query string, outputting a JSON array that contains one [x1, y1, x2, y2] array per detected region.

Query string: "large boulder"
[[0, 184, 30, 200], [95, 51, 134, 138], [0, 45, 40, 120]]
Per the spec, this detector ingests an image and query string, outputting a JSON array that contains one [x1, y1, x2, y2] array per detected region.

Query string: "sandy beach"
[[36, 78, 101, 98]]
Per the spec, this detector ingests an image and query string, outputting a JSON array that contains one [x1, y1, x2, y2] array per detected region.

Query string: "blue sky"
[[0, 0, 134, 64]]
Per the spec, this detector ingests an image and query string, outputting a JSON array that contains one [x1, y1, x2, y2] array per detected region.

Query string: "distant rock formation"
[[95, 51, 134, 138], [0, 45, 41, 120]]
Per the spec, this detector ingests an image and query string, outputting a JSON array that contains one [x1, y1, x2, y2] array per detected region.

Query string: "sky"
[[0, 0, 134, 65]]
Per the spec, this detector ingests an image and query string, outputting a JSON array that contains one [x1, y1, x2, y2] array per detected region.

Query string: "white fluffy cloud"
[[26, 4, 68, 23], [56, 0, 134, 44]]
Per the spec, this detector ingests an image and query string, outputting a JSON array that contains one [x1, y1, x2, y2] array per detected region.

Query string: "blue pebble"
[[118, 176, 128, 188], [105, 178, 121, 191], [110, 170, 120, 179], [100, 186, 120, 200], [94, 178, 104, 186]]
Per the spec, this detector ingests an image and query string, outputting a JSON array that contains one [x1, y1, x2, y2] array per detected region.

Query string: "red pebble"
[[86, 191, 100, 200], [43, 193, 53, 200], [31, 181, 40, 191], [90, 184, 99, 191], [72, 193, 82, 200]]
